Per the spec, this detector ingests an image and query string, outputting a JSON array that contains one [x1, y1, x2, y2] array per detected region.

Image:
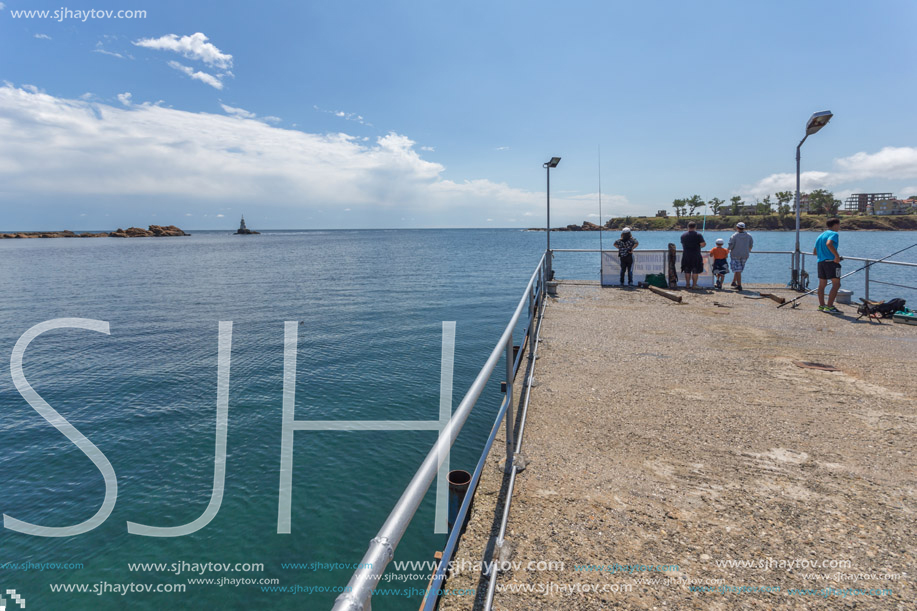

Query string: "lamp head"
[[805, 111, 833, 136], [544, 157, 561, 168]]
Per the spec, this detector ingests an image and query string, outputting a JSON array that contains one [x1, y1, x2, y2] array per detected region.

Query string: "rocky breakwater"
[[1, 225, 190, 238], [1, 230, 109, 238], [108, 225, 188, 238]]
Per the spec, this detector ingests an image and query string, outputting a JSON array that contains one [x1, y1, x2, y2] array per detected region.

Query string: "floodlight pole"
[[792, 134, 807, 291], [544, 157, 560, 281], [546, 163, 551, 279], [791, 110, 833, 291]]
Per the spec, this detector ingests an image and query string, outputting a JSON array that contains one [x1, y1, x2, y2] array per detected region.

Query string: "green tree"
[[708, 197, 725, 216], [729, 195, 743, 215], [672, 198, 686, 217], [807, 189, 840, 215], [775, 191, 793, 217], [687, 194, 704, 216], [756, 195, 773, 215]]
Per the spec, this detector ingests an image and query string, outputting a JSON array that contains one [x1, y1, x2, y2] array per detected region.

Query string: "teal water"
[[1, 228, 915, 610]]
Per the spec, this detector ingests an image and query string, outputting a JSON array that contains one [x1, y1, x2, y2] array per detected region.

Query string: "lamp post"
[[543, 156, 561, 280], [792, 110, 833, 290]]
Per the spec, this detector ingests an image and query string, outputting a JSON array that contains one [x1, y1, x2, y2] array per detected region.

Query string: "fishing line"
[[778, 241, 917, 308], [598, 145, 603, 275]]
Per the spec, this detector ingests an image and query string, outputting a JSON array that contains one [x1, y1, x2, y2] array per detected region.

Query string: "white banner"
[[601, 250, 714, 287]]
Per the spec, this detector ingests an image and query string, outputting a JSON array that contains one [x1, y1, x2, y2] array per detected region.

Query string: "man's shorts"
[[680, 253, 704, 274], [712, 259, 728, 275], [817, 260, 841, 280], [730, 257, 747, 272]]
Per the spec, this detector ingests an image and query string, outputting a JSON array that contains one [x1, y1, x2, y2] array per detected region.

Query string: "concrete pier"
[[440, 282, 915, 610]]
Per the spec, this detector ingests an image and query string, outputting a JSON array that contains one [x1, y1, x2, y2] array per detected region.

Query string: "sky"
[[1, 0, 916, 230]]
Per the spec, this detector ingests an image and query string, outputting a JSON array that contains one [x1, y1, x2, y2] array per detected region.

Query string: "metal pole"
[[504, 332, 514, 472], [793, 136, 807, 290], [546, 165, 552, 280], [864, 264, 870, 301]]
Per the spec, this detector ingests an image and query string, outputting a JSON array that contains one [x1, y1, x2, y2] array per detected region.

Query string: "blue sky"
[[2, 0, 916, 229]]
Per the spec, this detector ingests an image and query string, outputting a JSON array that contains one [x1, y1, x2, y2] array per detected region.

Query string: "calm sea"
[[1, 228, 915, 610]]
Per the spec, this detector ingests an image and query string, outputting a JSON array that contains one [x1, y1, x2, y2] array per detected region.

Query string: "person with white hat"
[[709, 238, 729, 289], [727, 222, 754, 291], [613, 227, 639, 285]]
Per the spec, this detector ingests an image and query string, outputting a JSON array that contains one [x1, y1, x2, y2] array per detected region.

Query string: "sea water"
[[0, 228, 914, 610]]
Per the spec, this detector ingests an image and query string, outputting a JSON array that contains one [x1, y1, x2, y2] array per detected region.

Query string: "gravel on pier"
[[439, 282, 915, 610]]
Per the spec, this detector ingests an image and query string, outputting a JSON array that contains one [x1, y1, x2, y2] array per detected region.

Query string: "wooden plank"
[[648, 285, 682, 303]]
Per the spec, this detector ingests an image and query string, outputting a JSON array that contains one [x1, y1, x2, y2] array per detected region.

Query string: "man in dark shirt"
[[680, 221, 706, 289]]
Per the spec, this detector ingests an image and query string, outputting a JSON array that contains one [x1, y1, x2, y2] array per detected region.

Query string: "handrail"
[[420, 290, 546, 611], [552, 248, 796, 254], [803, 253, 917, 268], [332, 253, 547, 611]]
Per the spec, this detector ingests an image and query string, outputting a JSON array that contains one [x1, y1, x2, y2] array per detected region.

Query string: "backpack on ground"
[[857, 297, 906, 320]]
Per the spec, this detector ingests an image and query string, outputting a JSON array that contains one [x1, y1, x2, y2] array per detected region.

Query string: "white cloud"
[[0, 3, 6, 10], [94, 48, 127, 59], [117, 92, 132, 106], [495, 146, 510, 151], [34, 33, 52, 40], [92, 40, 130, 59], [133, 32, 232, 69], [834, 147, 917, 181], [168, 61, 224, 90], [216, 214, 224, 217], [220, 103, 256, 119], [744, 147, 917, 199], [0, 85, 611, 227], [220, 103, 282, 125], [314, 105, 372, 126], [420, 146, 434, 152]]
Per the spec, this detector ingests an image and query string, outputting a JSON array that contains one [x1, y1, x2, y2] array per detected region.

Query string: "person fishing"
[[613, 227, 639, 286], [814, 217, 843, 314], [680, 221, 706, 289]]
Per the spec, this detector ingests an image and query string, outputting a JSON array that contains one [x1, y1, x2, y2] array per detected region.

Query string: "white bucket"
[[836, 289, 853, 304]]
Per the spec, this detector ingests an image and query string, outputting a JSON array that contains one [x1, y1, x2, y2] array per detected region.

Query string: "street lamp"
[[543, 157, 561, 280], [792, 110, 833, 290]]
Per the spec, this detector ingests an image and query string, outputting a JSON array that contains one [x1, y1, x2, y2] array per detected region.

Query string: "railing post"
[[504, 332, 514, 472], [864, 263, 870, 302]]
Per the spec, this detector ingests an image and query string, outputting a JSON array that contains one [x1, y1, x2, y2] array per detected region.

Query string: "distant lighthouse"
[[235, 215, 260, 235]]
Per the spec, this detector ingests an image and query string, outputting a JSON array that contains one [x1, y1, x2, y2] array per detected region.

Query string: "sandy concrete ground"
[[439, 282, 915, 610]]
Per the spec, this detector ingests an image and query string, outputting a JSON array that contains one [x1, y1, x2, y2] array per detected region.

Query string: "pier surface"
[[441, 282, 915, 610]]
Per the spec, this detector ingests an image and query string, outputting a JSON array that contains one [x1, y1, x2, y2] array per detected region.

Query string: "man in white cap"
[[727, 222, 753, 291], [613, 227, 639, 285]]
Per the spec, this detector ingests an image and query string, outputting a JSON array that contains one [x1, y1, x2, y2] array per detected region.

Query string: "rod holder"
[[447, 470, 472, 533]]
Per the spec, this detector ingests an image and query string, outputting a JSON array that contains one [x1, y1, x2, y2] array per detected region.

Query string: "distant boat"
[[235, 215, 260, 235]]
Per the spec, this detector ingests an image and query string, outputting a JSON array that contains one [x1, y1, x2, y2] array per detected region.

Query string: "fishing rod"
[[597, 145, 603, 270], [778, 241, 917, 308]]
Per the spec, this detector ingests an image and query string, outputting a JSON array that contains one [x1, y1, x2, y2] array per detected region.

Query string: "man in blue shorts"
[[727, 222, 753, 291], [813, 218, 842, 314]]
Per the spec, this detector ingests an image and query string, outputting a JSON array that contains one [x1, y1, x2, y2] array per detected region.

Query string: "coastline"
[[1, 225, 189, 238], [529, 214, 917, 232]]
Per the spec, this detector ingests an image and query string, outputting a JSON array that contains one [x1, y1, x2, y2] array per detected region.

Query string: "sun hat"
[[715, 238, 724, 245], [736, 222, 746, 229], [622, 226, 632, 232]]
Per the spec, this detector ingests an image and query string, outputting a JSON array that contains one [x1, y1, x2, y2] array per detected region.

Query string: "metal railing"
[[554, 248, 917, 299], [332, 254, 548, 611], [552, 248, 798, 284], [800, 252, 917, 301]]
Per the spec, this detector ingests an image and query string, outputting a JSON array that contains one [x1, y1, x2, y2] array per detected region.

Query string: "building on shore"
[[844, 192, 894, 213]]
